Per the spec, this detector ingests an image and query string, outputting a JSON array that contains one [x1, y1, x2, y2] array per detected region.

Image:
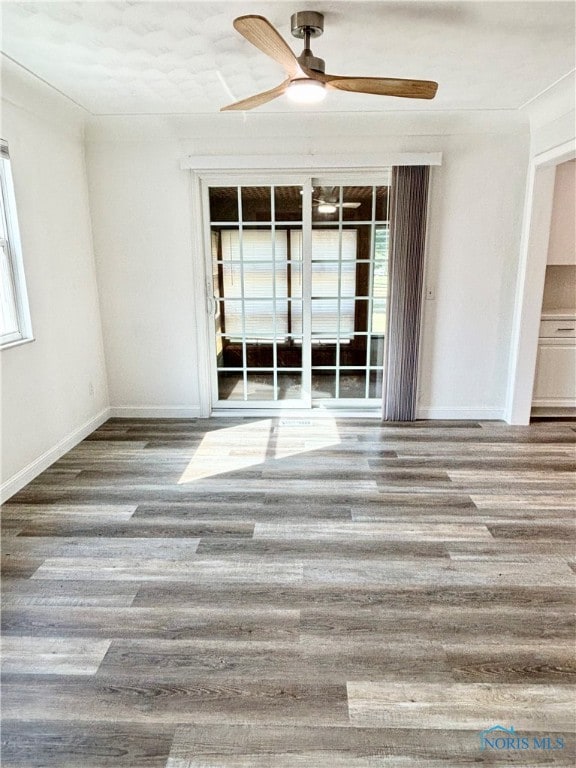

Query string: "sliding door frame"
[[186, 155, 442, 417]]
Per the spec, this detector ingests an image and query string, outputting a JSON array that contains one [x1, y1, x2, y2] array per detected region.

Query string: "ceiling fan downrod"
[[291, 11, 326, 74]]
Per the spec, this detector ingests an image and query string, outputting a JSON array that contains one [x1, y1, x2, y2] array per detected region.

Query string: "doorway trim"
[[186, 154, 442, 417], [505, 139, 575, 424]]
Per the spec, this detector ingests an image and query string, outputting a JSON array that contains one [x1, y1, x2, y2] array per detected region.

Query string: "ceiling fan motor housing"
[[290, 11, 324, 38], [297, 51, 325, 73]]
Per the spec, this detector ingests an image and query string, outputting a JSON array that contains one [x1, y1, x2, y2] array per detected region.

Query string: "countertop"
[[541, 308, 576, 320]]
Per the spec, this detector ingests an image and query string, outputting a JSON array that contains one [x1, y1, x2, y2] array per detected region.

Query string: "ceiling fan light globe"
[[286, 78, 326, 104], [317, 203, 337, 214]]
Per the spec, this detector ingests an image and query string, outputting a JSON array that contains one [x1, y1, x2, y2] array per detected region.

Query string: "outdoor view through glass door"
[[207, 177, 390, 409]]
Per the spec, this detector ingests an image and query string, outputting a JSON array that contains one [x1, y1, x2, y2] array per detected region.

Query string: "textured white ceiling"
[[1, 1, 574, 115]]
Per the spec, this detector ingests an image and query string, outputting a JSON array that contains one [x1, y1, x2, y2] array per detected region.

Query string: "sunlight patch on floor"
[[178, 417, 341, 483], [273, 416, 341, 460]]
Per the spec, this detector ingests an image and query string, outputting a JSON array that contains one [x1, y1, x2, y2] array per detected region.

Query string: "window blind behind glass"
[[0, 171, 19, 337], [291, 229, 357, 338], [220, 230, 289, 341], [219, 229, 358, 342]]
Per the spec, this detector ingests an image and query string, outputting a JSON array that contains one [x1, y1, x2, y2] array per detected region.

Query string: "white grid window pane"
[[220, 230, 288, 341], [311, 229, 357, 262], [291, 229, 357, 338], [0, 149, 31, 347], [0, 240, 19, 336], [312, 261, 356, 297]]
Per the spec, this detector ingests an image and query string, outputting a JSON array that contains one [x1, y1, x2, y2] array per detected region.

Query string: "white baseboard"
[[109, 406, 203, 419], [531, 406, 576, 417], [415, 407, 505, 421], [112, 406, 506, 421], [210, 408, 382, 419], [531, 399, 576, 408], [1, 407, 110, 504]]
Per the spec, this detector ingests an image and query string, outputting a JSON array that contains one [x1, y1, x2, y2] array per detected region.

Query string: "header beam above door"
[[180, 152, 442, 172]]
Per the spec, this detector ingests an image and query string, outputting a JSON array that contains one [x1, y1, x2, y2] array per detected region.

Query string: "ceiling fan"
[[314, 195, 361, 214], [221, 11, 438, 111]]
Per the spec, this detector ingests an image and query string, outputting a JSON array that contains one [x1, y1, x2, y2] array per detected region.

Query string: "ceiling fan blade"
[[324, 75, 438, 100], [221, 80, 289, 111], [233, 15, 301, 77], [314, 198, 361, 209]]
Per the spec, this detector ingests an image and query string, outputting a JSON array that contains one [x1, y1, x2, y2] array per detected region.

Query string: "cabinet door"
[[533, 344, 576, 404]]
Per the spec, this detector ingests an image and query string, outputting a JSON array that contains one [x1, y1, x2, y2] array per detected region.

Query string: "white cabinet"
[[539, 319, 576, 339], [533, 312, 576, 407]]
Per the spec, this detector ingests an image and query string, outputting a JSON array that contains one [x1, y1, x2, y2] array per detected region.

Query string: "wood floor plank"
[[299, 605, 575, 644], [487, 524, 576, 541], [0, 720, 176, 767], [96, 638, 450, 683], [1, 537, 201, 559], [353, 492, 477, 511], [15, 521, 255, 538], [253, 521, 492, 541], [0, 580, 139, 607], [472, 494, 576, 509], [347, 681, 576, 731], [1, 556, 45, 578], [447, 540, 576, 562], [132, 500, 352, 521], [427, 606, 575, 644], [1, 677, 350, 726], [369, 456, 576, 470], [2, 606, 300, 640], [302, 558, 574, 586], [165, 724, 576, 767], [30, 558, 304, 583], [131, 582, 576, 610], [195, 537, 449, 560], [444, 645, 576, 684], [1, 504, 138, 519], [1, 636, 111, 675]]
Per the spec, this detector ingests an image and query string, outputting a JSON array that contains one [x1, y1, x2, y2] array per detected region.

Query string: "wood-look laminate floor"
[[1, 417, 575, 767]]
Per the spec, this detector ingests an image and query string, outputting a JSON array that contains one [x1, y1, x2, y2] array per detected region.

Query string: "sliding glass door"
[[205, 175, 390, 409]]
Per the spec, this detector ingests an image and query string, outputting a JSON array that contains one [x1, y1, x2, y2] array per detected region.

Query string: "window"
[[0, 141, 32, 347]]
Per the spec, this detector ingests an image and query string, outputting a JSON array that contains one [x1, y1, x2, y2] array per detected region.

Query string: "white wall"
[[85, 140, 199, 417], [0, 62, 108, 499], [86, 112, 529, 420], [547, 160, 576, 265], [419, 132, 528, 418]]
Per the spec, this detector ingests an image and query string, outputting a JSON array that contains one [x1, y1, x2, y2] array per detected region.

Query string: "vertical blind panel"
[[383, 166, 430, 421]]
